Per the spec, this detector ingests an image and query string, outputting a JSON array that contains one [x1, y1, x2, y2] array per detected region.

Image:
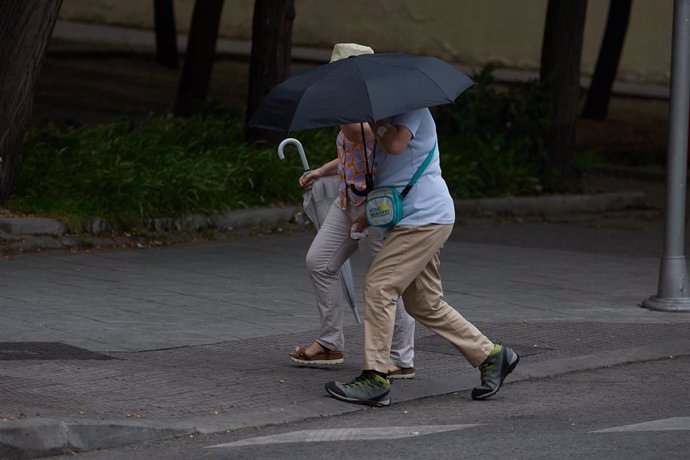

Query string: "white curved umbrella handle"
[[278, 138, 311, 172]]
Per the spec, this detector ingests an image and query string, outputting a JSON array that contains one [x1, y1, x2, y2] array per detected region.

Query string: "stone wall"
[[58, 0, 672, 85]]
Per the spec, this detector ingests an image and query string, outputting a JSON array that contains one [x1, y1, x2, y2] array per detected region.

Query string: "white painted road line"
[[206, 424, 483, 448], [592, 417, 690, 433]]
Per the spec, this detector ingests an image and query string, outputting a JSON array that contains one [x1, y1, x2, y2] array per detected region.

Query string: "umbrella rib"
[[356, 55, 465, 120], [289, 63, 346, 130], [290, 83, 319, 131], [353, 63, 377, 122], [373, 54, 464, 102], [413, 64, 457, 101]]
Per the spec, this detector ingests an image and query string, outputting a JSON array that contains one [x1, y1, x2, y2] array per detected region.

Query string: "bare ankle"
[[306, 342, 326, 356]]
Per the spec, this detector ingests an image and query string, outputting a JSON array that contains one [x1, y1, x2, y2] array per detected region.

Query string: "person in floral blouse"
[[289, 44, 416, 380]]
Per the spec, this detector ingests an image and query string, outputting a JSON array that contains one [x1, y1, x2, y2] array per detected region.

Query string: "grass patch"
[[10, 115, 337, 228]]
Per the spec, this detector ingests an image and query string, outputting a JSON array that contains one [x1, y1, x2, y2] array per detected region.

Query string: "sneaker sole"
[[388, 372, 415, 379], [290, 356, 344, 366], [472, 352, 520, 401], [325, 386, 391, 407]]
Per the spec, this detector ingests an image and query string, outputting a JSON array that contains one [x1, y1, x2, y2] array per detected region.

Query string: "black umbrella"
[[248, 52, 474, 132]]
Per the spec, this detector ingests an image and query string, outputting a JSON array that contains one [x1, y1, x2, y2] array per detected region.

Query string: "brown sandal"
[[388, 366, 416, 379], [289, 345, 344, 365]]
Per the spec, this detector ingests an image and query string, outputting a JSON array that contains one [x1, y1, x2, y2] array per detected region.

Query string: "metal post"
[[643, 0, 690, 312]]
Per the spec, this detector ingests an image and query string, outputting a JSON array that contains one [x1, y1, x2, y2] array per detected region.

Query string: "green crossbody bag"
[[365, 142, 437, 228]]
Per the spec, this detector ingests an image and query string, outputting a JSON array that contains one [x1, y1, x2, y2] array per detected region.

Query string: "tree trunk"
[[0, 0, 62, 204], [540, 0, 588, 185], [174, 0, 224, 116], [154, 0, 179, 69], [582, 0, 632, 120], [245, 0, 295, 144]]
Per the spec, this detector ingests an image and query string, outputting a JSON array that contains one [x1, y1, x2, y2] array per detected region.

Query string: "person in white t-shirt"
[[326, 107, 520, 407]]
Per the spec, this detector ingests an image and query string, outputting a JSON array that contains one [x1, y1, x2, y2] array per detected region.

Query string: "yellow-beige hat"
[[329, 43, 374, 63]]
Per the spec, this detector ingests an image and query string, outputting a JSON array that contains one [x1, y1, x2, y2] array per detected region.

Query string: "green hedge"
[[10, 66, 567, 228]]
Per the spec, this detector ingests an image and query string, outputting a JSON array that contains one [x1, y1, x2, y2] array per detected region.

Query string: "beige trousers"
[[363, 224, 494, 373]]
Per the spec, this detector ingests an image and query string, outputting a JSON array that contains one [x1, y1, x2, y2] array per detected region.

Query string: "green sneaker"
[[325, 371, 391, 407], [471, 344, 520, 400]]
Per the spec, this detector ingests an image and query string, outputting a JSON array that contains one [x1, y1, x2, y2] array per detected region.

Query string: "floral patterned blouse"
[[336, 130, 375, 209]]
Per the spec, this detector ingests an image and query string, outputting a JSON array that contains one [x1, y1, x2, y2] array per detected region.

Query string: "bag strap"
[[361, 123, 375, 192], [400, 142, 437, 198]]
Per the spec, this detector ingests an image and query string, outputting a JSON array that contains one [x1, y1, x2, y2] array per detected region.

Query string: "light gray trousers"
[[305, 200, 415, 368]]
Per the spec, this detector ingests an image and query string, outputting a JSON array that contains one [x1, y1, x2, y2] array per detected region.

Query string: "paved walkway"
[[1, 208, 689, 458]]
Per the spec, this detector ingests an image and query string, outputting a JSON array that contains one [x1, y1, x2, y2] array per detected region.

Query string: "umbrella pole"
[[360, 122, 374, 192]]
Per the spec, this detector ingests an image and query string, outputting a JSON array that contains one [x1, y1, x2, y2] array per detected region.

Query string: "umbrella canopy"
[[249, 53, 474, 132]]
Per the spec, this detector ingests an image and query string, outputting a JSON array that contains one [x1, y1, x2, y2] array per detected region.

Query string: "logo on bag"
[[369, 202, 391, 217]]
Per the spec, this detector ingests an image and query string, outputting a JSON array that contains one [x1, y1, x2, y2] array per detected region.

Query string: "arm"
[[369, 120, 412, 155], [298, 158, 339, 190]]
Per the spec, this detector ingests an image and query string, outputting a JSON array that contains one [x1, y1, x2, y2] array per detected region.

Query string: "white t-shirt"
[[373, 109, 455, 226]]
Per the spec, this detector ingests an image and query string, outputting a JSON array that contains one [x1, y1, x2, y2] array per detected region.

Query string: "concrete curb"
[[0, 207, 301, 238], [456, 191, 646, 217], [0, 217, 67, 236], [0, 192, 645, 238]]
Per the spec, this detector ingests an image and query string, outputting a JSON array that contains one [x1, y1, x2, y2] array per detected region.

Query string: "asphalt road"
[[50, 356, 690, 460]]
